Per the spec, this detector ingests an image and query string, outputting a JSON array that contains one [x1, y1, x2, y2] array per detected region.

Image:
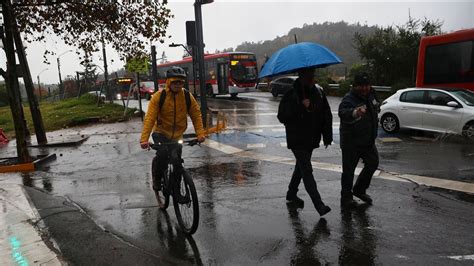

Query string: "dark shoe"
[[286, 195, 304, 207], [316, 204, 331, 216], [353, 192, 373, 204], [340, 196, 358, 209]]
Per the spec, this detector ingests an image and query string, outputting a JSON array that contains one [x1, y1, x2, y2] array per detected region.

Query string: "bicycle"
[[151, 136, 200, 235]]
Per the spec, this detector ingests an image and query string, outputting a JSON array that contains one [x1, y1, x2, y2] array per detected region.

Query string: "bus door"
[[217, 63, 228, 94]]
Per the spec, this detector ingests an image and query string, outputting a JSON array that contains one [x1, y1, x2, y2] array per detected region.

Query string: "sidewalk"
[[0, 183, 63, 265]]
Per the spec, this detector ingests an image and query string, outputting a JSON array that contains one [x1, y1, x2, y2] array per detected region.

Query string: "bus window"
[[424, 40, 474, 85]]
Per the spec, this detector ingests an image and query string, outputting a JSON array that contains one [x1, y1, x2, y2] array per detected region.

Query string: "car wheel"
[[462, 122, 474, 140], [145, 93, 151, 100], [381, 114, 399, 133], [271, 89, 278, 97], [230, 93, 238, 98]]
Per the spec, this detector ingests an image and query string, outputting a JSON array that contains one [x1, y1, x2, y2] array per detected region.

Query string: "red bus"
[[156, 52, 259, 97], [416, 28, 474, 91]]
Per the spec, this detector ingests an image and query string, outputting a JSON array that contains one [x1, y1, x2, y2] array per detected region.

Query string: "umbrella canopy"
[[258, 42, 342, 78]]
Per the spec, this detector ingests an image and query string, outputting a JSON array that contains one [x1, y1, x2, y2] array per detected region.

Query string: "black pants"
[[288, 149, 324, 208], [151, 133, 182, 191], [341, 145, 379, 197]]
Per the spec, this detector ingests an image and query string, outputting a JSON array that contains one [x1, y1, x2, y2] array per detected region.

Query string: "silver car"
[[379, 87, 474, 139]]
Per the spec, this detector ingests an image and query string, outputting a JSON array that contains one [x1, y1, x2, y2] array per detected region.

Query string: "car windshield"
[[141, 81, 154, 88], [449, 90, 474, 106]]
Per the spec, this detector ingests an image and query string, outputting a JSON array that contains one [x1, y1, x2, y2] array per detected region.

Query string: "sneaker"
[[353, 192, 373, 204], [316, 204, 331, 216], [286, 195, 304, 207]]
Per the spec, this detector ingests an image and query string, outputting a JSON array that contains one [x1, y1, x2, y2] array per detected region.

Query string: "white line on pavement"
[[228, 123, 340, 130], [444, 255, 474, 261], [247, 143, 266, 149], [203, 139, 474, 194]]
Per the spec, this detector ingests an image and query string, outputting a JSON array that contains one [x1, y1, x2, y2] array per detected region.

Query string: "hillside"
[[227, 21, 378, 76]]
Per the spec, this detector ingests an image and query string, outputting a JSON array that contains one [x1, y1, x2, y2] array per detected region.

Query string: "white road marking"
[[246, 129, 264, 133], [228, 123, 340, 130], [444, 255, 474, 261], [203, 139, 474, 194], [272, 128, 286, 132], [247, 143, 266, 149], [280, 142, 287, 147], [379, 137, 403, 143]]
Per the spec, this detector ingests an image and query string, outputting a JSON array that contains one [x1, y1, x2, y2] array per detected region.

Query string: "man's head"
[[166, 67, 186, 93], [297, 67, 316, 87], [352, 73, 371, 96]]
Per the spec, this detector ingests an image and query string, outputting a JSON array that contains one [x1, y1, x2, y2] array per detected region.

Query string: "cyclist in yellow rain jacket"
[[140, 66, 206, 192]]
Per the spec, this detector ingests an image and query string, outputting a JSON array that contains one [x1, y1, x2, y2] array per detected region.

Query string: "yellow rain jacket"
[[140, 81, 205, 143]]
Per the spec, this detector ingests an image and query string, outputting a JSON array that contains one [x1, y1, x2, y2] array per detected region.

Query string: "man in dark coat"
[[338, 73, 379, 207], [277, 67, 333, 216]]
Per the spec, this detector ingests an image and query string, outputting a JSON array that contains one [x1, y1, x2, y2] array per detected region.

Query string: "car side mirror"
[[447, 101, 461, 108]]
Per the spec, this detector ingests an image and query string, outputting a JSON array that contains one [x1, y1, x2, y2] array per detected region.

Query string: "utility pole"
[[151, 45, 159, 93], [2, 0, 30, 161], [194, 0, 213, 127], [101, 30, 110, 103]]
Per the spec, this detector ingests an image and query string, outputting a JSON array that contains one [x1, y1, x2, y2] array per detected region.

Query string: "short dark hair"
[[353, 73, 370, 86]]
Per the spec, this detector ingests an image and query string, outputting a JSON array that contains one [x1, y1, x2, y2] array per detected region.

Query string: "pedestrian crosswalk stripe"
[[247, 143, 266, 148], [272, 128, 286, 132], [228, 123, 340, 130], [246, 129, 264, 133], [203, 139, 474, 194], [280, 142, 287, 147]]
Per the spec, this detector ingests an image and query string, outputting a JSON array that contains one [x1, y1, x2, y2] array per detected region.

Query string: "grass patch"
[[0, 94, 137, 138]]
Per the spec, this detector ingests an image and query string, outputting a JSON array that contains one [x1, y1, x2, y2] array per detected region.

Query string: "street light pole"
[[101, 30, 110, 103], [37, 68, 48, 100], [194, 0, 213, 127], [57, 50, 72, 99]]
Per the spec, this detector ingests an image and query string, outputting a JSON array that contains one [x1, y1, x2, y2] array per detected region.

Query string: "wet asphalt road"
[[2, 92, 474, 265]]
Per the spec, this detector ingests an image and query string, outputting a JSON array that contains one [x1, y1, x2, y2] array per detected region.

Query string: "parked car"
[[269, 76, 297, 97], [87, 91, 106, 101], [379, 87, 474, 139], [133, 81, 156, 100]]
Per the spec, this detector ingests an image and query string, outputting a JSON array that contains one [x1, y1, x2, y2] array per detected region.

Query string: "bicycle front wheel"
[[173, 168, 199, 234]]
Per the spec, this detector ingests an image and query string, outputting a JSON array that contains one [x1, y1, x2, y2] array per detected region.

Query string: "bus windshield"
[[230, 61, 258, 83]]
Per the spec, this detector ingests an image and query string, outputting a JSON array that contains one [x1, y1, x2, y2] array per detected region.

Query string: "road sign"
[[126, 57, 149, 74]]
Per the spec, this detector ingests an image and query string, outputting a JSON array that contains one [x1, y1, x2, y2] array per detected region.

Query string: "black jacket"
[[338, 90, 379, 149], [277, 79, 333, 150]]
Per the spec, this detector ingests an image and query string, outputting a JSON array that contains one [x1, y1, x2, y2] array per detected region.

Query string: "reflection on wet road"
[[2, 92, 472, 264]]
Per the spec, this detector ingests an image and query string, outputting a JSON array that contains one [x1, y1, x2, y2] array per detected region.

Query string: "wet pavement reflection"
[[1, 93, 472, 264]]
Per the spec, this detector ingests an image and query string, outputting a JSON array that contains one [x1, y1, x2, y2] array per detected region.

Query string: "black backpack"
[[158, 89, 192, 114]]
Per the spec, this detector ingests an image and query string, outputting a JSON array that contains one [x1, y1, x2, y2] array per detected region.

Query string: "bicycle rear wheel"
[[173, 168, 199, 234], [152, 157, 170, 209]]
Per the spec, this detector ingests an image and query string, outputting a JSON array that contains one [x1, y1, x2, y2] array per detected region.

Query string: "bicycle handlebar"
[[150, 138, 200, 149]]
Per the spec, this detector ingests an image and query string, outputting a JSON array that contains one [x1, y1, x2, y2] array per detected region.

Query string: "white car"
[[379, 87, 474, 139], [87, 91, 106, 101]]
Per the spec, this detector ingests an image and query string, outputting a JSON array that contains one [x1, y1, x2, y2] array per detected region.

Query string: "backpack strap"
[[158, 89, 191, 114]]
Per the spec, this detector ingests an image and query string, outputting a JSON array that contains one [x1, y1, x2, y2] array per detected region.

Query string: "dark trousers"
[[341, 145, 379, 197], [288, 149, 324, 208], [151, 133, 182, 190]]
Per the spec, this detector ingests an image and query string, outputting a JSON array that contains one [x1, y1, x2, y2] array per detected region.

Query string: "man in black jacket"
[[338, 73, 379, 207], [277, 67, 333, 216]]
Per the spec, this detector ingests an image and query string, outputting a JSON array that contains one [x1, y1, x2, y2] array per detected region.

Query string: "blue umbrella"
[[258, 42, 342, 78]]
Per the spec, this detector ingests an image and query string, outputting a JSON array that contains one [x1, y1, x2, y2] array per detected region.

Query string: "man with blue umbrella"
[[277, 66, 333, 216], [261, 42, 341, 216]]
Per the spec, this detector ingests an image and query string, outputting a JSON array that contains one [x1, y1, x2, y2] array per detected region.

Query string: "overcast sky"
[[3, 0, 473, 84]]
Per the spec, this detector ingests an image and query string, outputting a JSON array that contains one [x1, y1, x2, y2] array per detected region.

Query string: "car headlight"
[[116, 94, 122, 100]]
